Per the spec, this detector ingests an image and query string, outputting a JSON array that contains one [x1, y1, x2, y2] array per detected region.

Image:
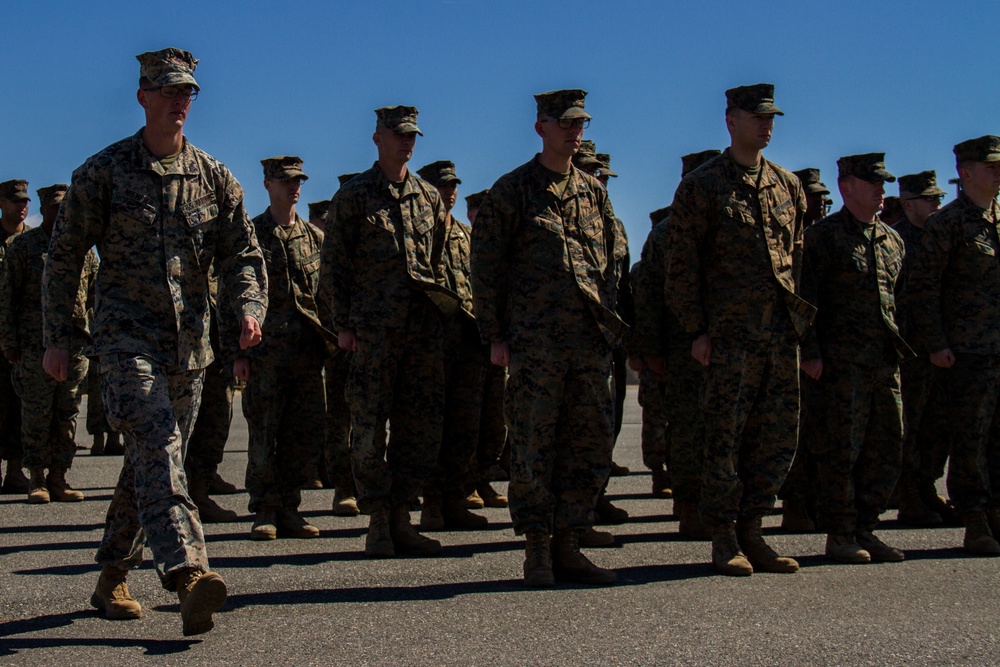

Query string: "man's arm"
[[320, 187, 360, 341], [664, 176, 710, 361], [910, 214, 955, 367], [0, 238, 25, 361], [470, 181, 514, 353]]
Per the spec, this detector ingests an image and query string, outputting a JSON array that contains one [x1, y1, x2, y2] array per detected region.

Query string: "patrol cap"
[[338, 173, 360, 187], [0, 179, 30, 201], [793, 168, 831, 195], [823, 196, 835, 208], [36, 184, 68, 206], [534, 89, 591, 120], [725, 83, 783, 115], [954, 135, 1000, 164], [596, 153, 618, 178], [650, 205, 672, 227], [136, 47, 199, 90], [308, 200, 330, 221], [416, 160, 461, 187], [375, 105, 422, 136], [261, 156, 308, 181], [465, 189, 488, 210], [681, 150, 722, 177], [898, 170, 947, 200], [837, 153, 896, 183], [573, 140, 602, 169]]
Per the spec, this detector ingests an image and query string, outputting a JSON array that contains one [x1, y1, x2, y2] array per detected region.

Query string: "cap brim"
[[560, 107, 591, 120], [600, 169, 619, 178], [805, 183, 830, 195], [152, 71, 200, 90], [394, 123, 423, 136], [982, 153, 1000, 162], [751, 103, 784, 116], [9, 193, 30, 201], [270, 171, 309, 181], [440, 176, 461, 184]]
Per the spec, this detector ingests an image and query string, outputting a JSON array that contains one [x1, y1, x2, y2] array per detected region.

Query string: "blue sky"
[[2, 1, 994, 257]]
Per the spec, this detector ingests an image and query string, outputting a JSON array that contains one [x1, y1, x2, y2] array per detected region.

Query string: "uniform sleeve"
[[0, 239, 25, 351], [798, 227, 828, 361], [470, 180, 515, 343], [214, 176, 268, 330], [663, 176, 709, 337], [633, 227, 667, 357], [909, 215, 955, 353], [321, 187, 360, 332]]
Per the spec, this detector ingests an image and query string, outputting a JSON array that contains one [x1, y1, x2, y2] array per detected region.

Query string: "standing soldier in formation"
[[0, 179, 30, 494], [235, 156, 329, 540], [43, 47, 268, 635], [665, 84, 814, 576], [910, 135, 1000, 556], [471, 89, 626, 587], [321, 106, 452, 558], [308, 199, 330, 232], [0, 184, 96, 504], [800, 153, 910, 563]]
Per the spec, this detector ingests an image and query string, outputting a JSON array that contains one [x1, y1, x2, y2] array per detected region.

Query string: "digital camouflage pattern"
[[898, 170, 946, 199], [375, 105, 422, 135], [322, 353, 353, 492], [260, 155, 308, 181], [0, 179, 31, 201], [793, 168, 830, 195], [534, 89, 590, 120], [416, 161, 461, 187], [725, 83, 783, 115], [836, 153, 896, 183], [137, 47, 199, 89], [86, 357, 112, 436], [0, 228, 26, 463], [474, 363, 507, 487], [953, 134, 1000, 163]]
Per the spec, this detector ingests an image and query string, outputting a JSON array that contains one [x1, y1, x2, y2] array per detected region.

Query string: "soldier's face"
[[264, 178, 302, 207], [961, 161, 1000, 199], [903, 196, 941, 226], [842, 176, 884, 215], [728, 109, 774, 150], [375, 128, 416, 165], [804, 193, 825, 223], [138, 85, 192, 131], [536, 116, 583, 159], [0, 198, 28, 223], [436, 182, 458, 212]]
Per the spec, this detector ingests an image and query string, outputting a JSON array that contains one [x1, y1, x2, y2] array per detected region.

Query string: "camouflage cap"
[[898, 170, 947, 200], [725, 83, 783, 116], [416, 160, 461, 187], [650, 205, 672, 227], [681, 149, 722, 177], [136, 47, 199, 90], [837, 153, 896, 183], [375, 105, 422, 136], [261, 155, 308, 181], [793, 168, 831, 195], [954, 135, 1000, 163], [338, 173, 361, 187], [465, 189, 488, 210], [596, 153, 618, 178], [308, 200, 330, 221], [534, 89, 591, 120], [36, 184, 69, 206], [573, 140, 602, 169], [823, 196, 835, 207], [0, 179, 30, 201]]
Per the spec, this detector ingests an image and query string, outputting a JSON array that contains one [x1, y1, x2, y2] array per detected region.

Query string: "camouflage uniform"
[[86, 358, 113, 436], [0, 221, 27, 469], [43, 126, 267, 588], [800, 199, 910, 536], [322, 352, 353, 492], [0, 222, 97, 470], [471, 151, 627, 535], [321, 156, 451, 514], [665, 145, 812, 528]]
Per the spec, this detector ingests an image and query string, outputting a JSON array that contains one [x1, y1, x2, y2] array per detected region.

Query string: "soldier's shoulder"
[[879, 221, 905, 249], [333, 166, 379, 201], [74, 135, 135, 177], [185, 142, 238, 185], [804, 212, 841, 240]]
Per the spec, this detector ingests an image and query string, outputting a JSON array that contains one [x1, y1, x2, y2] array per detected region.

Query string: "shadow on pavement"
[[0, 610, 197, 655], [0, 523, 104, 535]]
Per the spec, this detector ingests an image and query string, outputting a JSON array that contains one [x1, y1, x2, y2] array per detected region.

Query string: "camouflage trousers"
[[243, 344, 326, 513], [699, 339, 798, 527], [346, 299, 444, 514], [184, 359, 234, 485], [323, 353, 353, 491], [612, 346, 628, 441], [0, 355, 22, 461], [474, 363, 507, 485], [637, 367, 668, 471], [779, 370, 821, 511], [95, 355, 207, 591], [506, 331, 614, 535], [426, 316, 486, 499], [812, 359, 903, 535], [898, 357, 950, 491], [86, 357, 113, 436], [12, 347, 88, 469], [664, 347, 706, 505], [937, 353, 1000, 513]]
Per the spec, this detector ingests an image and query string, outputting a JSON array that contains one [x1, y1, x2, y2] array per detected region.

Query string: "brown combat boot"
[[825, 533, 872, 564], [476, 482, 508, 508], [332, 486, 360, 516], [595, 496, 629, 525], [90, 565, 142, 620], [420, 493, 446, 531], [676, 500, 711, 540], [918, 483, 962, 526], [1, 459, 29, 494], [523, 531, 555, 588], [651, 467, 672, 499], [189, 477, 238, 523], [91, 433, 106, 456], [856, 530, 904, 562], [277, 508, 320, 538], [208, 472, 239, 495], [711, 523, 753, 576], [897, 479, 943, 527], [781, 498, 816, 533], [365, 507, 395, 558], [962, 511, 1000, 556], [736, 516, 799, 573], [551, 530, 617, 585], [578, 527, 615, 547], [390, 503, 442, 556], [443, 496, 488, 530], [175, 568, 227, 636], [47, 467, 84, 502], [28, 467, 50, 504]]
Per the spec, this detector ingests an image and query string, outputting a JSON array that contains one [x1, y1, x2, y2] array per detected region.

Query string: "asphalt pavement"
[[2, 388, 998, 666]]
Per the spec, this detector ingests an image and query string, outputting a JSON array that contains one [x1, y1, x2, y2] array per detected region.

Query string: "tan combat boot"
[[464, 489, 485, 509], [962, 511, 1000, 556], [365, 507, 395, 558], [781, 498, 816, 533], [856, 530, 904, 562], [28, 467, 50, 504], [189, 477, 238, 523], [476, 482, 508, 508], [711, 523, 753, 576], [250, 508, 278, 540], [419, 493, 446, 531], [90, 565, 142, 620], [825, 533, 872, 564], [175, 568, 227, 636], [332, 485, 360, 517], [443, 496, 488, 530], [551, 530, 617, 585], [736, 516, 799, 573], [523, 530, 555, 588], [47, 467, 84, 502], [276, 508, 320, 538], [651, 467, 672, 499], [390, 503, 442, 556], [676, 500, 711, 540]]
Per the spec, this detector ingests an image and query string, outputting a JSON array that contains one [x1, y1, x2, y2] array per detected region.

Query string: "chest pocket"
[[112, 192, 158, 226], [180, 194, 218, 229], [721, 199, 757, 228], [849, 243, 870, 273]]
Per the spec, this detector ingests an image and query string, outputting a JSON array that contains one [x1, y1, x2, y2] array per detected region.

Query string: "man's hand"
[[930, 348, 956, 369], [338, 329, 358, 353], [491, 341, 510, 367], [4, 348, 21, 364], [691, 334, 712, 367], [645, 354, 667, 376], [43, 347, 70, 381], [233, 357, 251, 382], [800, 358, 823, 381], [627, 356, 644, 373], [240, 316, 263, 350]]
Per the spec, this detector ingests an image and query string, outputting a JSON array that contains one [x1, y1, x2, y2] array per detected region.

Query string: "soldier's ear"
[[137, 88, 149, 109]]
